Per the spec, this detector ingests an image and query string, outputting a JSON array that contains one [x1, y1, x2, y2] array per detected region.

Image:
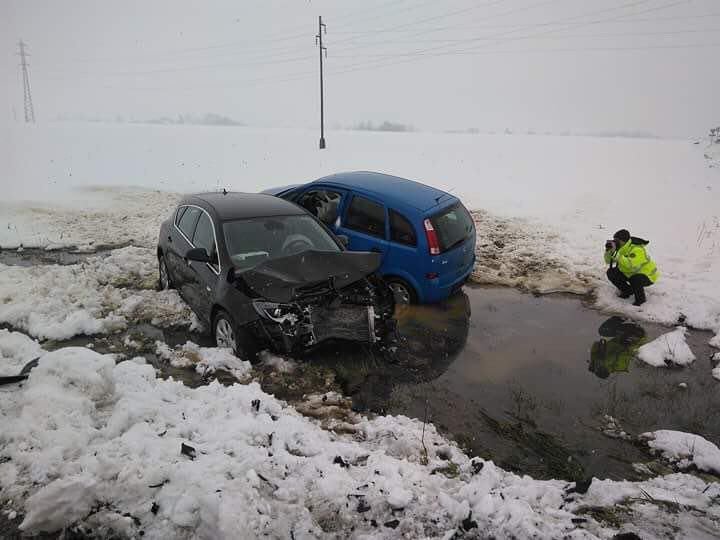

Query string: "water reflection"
[[589, 316, 646, 379], [304, 291, 472, 412]]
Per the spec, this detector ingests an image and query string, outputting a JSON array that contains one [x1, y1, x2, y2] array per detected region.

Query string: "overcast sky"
[[1, 0, 718, 136]]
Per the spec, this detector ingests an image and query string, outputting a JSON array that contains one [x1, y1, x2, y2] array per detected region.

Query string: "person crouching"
[[604, 229, 659, 306]]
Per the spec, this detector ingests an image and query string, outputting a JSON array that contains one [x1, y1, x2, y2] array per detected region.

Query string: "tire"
[[158, 255, 173, 291], [386, 277, 417, 305], [213, 310, 260, 362]]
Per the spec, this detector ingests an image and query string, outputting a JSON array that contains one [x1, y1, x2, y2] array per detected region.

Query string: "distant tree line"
[[56, 113, 244, 127], [139, 113, 244, 126], [353, 121, 414, 133]]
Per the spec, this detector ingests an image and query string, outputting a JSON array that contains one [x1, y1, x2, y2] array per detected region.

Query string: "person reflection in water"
[[589, 316, 646, 379]]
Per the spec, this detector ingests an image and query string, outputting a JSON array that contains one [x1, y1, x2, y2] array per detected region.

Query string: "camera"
[[605, 240, 616, 251]]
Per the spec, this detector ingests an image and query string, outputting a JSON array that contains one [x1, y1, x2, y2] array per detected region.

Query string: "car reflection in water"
[[589, 316, 647, 379], [307, 291, 472, 412]]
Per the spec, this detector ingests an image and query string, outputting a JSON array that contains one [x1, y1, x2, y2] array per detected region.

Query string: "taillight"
[[423, 218, 440, 255]]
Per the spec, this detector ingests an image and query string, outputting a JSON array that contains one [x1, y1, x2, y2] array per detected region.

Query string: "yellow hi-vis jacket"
[[604, 237, 659, 283]]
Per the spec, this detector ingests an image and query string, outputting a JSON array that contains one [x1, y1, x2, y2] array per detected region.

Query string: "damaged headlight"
[[252, 301, 300, 324]]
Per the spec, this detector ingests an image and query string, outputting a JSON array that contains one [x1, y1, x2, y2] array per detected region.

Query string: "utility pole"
[[316, 16, 327, 149], [18, 40, 36, 123]]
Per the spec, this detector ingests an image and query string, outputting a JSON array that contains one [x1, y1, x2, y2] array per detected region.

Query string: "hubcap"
[[389, 282, 411, 304], [159, 259, 169, 289], [215, 318, 236, 351]]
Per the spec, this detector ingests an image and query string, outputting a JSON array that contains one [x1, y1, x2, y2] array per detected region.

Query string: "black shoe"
[[618, 291, 633, 299], [632, 298, 646, 306]]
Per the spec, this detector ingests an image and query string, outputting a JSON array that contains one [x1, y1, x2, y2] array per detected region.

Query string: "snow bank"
[[641, 430, 720, 476], [0, 246, 193, 340], [155, 340, 251, 379], [0, 187, 179, 250], [0, 329, 43, 375], [636, 327, 696, 368], [1, 346, 719, 538]]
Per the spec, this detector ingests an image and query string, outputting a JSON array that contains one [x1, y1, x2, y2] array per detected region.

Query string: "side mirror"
[[337, 234, 349, 248], [185, 247, 210, 263]]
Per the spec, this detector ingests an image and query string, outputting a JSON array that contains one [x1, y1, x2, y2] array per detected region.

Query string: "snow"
[[641, 430, 720, 476], [712, 366, 720, 381], [155, 340, 251, 379], [0, 246, 193, 340], [1, 123, 718, 334], [636, 327, 696, 368], [710, 333, 720, 349], [0, 329, 43, 375], [1, 345, 719, 538]]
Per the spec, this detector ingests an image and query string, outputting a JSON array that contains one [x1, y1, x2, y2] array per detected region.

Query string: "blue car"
[[263, 171, 476, 304]]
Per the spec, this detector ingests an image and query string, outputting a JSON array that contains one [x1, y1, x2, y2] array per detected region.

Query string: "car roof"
[[182, 192, 305, 220], [311, 171, 455, 212]]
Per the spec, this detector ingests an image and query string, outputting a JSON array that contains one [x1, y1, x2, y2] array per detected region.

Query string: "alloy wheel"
[[215, 318, 237, 351], [389, 282, 412, 304]]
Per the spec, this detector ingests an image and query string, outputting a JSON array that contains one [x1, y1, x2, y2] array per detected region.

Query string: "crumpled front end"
[[248, 274, 396, 353]]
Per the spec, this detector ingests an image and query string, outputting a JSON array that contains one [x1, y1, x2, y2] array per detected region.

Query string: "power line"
[[329, 13, 720, 35], [330, 27, 720, 49], [18, 40, 35, 123], [319, 0, 688, 80]]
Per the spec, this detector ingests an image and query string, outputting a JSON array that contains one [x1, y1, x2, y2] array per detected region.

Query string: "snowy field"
[[2, 122, 718, 340], [1, 122, 720, 537]]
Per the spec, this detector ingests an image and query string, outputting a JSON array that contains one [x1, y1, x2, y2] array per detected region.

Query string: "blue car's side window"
[[389, 210, 417, 247], [345, 196, 386, 239], [296, 189, 343, 227]]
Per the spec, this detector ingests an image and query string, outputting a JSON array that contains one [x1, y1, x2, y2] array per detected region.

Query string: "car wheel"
[[387, 278, 416, 305], [213, 310, 260, 362], [158, 256, 173, 290]]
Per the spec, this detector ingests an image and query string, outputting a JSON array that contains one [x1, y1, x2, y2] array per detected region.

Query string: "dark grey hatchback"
[[157, 192, 396, 360]]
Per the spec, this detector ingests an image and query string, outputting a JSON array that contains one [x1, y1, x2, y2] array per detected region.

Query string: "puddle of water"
[[298, 286, 719, 481]]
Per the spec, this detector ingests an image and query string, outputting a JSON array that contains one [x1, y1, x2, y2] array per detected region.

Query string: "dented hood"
[[237, 250, 381, 303]]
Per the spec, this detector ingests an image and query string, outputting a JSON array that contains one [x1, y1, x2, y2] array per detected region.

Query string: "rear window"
[[430, 203, 474, 253]]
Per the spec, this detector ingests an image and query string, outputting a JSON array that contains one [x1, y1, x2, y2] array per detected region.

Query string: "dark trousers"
[[606, 267, 652, 303]]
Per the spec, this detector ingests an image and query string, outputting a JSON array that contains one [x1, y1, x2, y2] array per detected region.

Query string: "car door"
[[336, 193, 389, 260], [168, 205, 202, 290], [294, 187, 348, 232], [186, 211, 221, 323]]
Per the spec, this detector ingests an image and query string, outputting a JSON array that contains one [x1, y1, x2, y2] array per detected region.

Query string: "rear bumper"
[[421, 260, 474, 303]]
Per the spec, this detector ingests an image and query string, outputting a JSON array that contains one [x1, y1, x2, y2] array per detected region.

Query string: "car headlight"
[[252, 301, 299, 324]]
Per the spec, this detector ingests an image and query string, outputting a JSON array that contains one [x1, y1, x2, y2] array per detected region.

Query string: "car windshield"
[[223, 214, 340, 270], [430, 203, 474, 253]]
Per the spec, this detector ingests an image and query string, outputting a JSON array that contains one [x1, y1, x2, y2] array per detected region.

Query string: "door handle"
[[370, 247, 382, 253]]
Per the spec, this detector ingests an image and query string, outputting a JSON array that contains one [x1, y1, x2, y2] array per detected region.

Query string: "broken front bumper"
[[252, 301, 384, 353]]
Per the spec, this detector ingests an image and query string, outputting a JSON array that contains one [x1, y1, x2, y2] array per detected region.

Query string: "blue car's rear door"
[[336, 193, 389, 260]]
